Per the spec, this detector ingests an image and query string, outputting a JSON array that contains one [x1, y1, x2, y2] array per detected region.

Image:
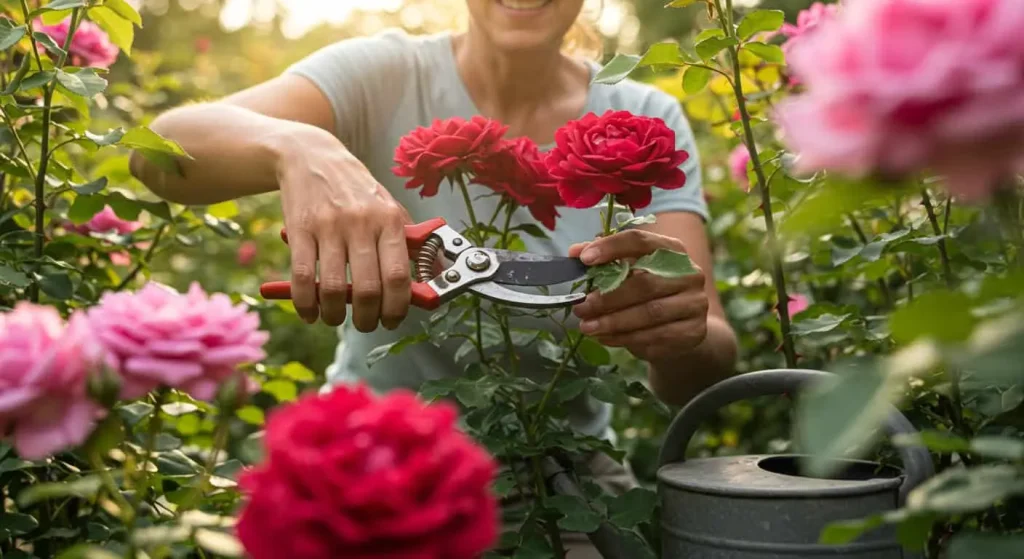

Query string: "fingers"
[[574, 270, 704, 318], [596, 317, 709, 362], [578, 229, 684, 266], [317, 237, 349, 327], [378, 210, 412, 330], [347, 226, 383, 333], [578, 289, 709, 337], [287, 229, 319, 324]]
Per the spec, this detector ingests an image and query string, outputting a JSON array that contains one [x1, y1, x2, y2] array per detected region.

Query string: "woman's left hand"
[[569, 229, 710, 363]]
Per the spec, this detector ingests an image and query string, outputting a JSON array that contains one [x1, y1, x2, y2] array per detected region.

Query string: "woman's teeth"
[[499, 0, 551, 10]]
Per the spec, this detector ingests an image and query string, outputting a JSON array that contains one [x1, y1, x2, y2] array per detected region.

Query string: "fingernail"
[[581, 247, 600, 264], [579, 320, 598, 334]]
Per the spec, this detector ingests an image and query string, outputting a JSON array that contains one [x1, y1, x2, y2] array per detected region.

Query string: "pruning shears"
[[258, 217, 589, 310]]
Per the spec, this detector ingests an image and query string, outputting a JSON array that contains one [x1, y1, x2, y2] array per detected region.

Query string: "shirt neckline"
[[440, 32, 597, 151]]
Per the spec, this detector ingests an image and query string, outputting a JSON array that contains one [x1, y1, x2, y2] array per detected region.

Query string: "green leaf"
[[262, 379, 298, 402], [103, 0, 143, 26], [906, 465, 1024, 514], [17, 476, 102, 507], [892, 431, 969, 454], [889, 290, 976, 345], [695, 36, 738, 62], [119, 126, 189, 156], [86, 128, 125, 146], [577, 337, 611, 366], [155, 449, 203, 476], [87, 6, 133, 55], [0, 264, 31, 288], [20, 71, 55, 91], [780, 178, 906, 238], [633, 249, 698, 278], [236, 405, 265, 426], [948, 533, 1024, 559], [737, 9, 785, 41], [607, 487, 658, 529], [0, 20, 27, 51], [194, 529, 244, 557], [207, 200, 239, 219], [1, 512, 39, 535], [587, 260, 629, 294], [682, 65, 712, 94], [820, 513, 886, 545], [161, 402, 199, 416], [638, 42, 687, 67], [367, 333, 429, 367], [34, 0, 87, 13], [546, 495, 602, 533], [791, 313, 851, 336], [665, 0, 702, 6], [68, 194, 107, 224], [117, 401, 154, 426], [795, 360, 898, 477], [969, 436, 1024, 461], [39, 271, 73, 299], [592, 53, 641, 85], [56, 68, 108, 98], [743, 42, 785, 64], [32, 31, 66, 57], [280, 362, 317, 382], [56, 544, 124, 559], [72, 177, 108, 195], [105, 191, 142, 220]]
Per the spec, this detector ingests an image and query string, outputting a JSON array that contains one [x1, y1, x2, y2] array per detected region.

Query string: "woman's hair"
[[563, 0, 605, 61]]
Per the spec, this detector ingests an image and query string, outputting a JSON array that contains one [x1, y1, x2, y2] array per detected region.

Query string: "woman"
[[132, 1, 738, 555]]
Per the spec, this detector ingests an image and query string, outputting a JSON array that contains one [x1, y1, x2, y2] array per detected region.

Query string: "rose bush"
[[236, 384, 499, 559]]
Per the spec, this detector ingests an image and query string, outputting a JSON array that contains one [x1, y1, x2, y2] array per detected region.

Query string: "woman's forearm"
[[648, 315, 739, 407], [129, 102, 340, 205]]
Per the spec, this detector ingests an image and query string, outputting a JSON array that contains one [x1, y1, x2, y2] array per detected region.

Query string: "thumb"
[[568, 242, 590, 259]]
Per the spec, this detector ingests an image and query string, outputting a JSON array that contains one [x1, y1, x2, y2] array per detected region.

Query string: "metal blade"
[[469, 281, 586, 309], [487, 249, 588, 287]]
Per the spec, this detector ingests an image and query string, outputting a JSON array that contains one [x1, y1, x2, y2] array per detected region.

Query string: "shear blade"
[[488, 249, 588, 287], [470, 281, 586, 309]]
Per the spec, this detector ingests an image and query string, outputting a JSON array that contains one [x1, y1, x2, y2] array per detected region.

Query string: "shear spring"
[[415, 236, 442, 282]]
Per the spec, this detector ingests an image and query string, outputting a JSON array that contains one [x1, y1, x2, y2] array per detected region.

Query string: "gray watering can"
[[655, 368, 935, 559]]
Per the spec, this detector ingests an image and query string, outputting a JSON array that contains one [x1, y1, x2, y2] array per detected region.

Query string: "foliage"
[[598, 0, 1024, 557]]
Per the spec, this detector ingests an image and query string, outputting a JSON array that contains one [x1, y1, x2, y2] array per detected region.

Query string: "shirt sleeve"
[[284, 29, 415, 160], [635, 95, 710, 222]]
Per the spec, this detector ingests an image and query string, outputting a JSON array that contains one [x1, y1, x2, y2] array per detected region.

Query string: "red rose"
[[393, 116, 508, 197], [473, 137, 564, 230], [235, 384, 499, 559], [546, 110, 690, 211]]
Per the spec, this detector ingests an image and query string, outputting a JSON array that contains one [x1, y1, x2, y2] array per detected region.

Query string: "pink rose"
[[35, 18, 119, 69], [69, 205, 142, 236], [237, 241, 258, 267], [787, 294, 810, 317], [775, 0, 1024, 200], [86, 282, 269, 401], [779, 2, 839, 56], [0, 303, 108, 459], [729, 144, 752, 191]]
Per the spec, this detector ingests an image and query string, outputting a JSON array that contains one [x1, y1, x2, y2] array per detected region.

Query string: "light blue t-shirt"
[[286, 29, 709, 438]]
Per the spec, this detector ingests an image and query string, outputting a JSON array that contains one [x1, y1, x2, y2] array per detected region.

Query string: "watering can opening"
[[756, 455, 904, 483]]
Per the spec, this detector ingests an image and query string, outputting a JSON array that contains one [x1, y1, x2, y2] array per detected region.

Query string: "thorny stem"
[[531, 456, 567, 558], [715, 0, 797, 367], [920, 189, 967, 439], [454, 173, 481, 244], [25, 7, 84, 302], [115, 223, 169, 290], [125, 390, 167, 559], [0, 106, 35, 177], [846, 214, 893, 308], [531, 196, 617, 435], [90, 452, 134, 525], [500, 202, 515, 249]]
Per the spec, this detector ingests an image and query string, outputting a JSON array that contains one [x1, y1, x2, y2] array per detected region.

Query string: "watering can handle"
[[656, 368, 934, 504]]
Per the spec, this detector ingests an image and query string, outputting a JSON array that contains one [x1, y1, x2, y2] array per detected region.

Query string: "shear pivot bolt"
[[445, 270, 461, 283], [467, 251, 491, 271], [453, 238, 463, 246]]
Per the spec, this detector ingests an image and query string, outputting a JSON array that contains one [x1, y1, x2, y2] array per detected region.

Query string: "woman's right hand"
[[274, 125, 413, 331]]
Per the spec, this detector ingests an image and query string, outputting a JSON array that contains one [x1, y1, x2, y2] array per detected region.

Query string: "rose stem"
[[920, 188, 967, 438], [530, 195, 618, 435], [21, 5, 84, 302], [846, 213, 892, 308], [714, 0, 797, 367]]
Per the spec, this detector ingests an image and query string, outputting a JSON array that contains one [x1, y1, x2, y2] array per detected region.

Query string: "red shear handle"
[[259, 281, 441, 311], [277, 217, 446, 252]]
